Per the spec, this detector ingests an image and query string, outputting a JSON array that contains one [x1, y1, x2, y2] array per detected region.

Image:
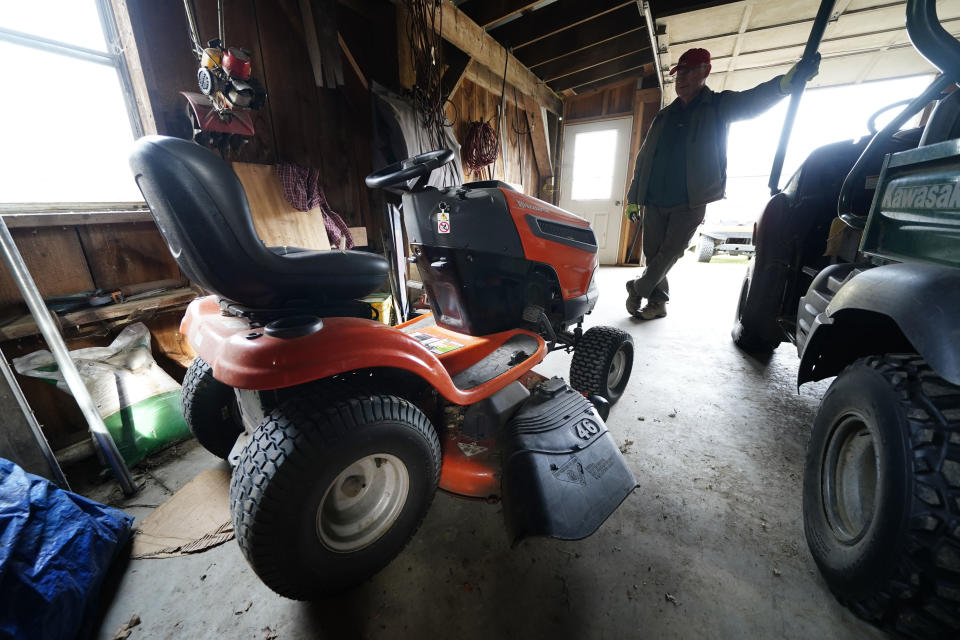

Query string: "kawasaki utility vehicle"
[[733, 0, 960, 636]]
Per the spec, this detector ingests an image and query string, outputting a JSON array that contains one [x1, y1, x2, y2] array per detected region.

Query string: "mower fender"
[[501, 378, 636, 542], [181, 297, 461, 398], [798, 262, 960, 386]]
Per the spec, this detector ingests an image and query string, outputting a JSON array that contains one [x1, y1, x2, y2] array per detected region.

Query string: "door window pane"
[[571, 129, 617, 200]]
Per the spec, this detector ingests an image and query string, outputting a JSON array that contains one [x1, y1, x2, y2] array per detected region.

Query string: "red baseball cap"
[[669, 48, 711, 75]]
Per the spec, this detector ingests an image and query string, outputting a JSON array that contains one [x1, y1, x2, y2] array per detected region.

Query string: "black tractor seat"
[[129, 136, 388, 310]]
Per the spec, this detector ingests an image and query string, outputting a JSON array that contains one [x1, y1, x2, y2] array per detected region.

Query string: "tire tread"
[[570, 326, 633, 402], [829, 355, 960, 638], [229, 389, 441, 600]]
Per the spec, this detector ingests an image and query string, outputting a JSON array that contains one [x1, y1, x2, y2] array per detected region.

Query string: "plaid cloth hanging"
[[275, 162, 355, 249]]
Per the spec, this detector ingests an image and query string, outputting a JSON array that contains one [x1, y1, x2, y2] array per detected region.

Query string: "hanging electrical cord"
[[462, 44, 512, 178], [511, 84, 532, 185], [496, 45, 509, 178], [405, 0, 450, 153], [462, 120, 499, 176]]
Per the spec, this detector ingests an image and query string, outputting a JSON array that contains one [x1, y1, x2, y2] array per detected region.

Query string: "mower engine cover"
[[403, 182, 599, 336], [501, 377, 636, 541]]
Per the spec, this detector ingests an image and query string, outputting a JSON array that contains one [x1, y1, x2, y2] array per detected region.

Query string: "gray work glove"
[[781, 53, 820, 92]]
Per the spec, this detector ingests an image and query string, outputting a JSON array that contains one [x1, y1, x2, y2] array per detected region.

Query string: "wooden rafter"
[[718, 4, 752, 91], [460, 0, 541, 29], [571, 66, 653, 96], [461, 60, 524, 107], [535, 33, 650, 81], [514, 6, 645, 69], [549, 51, 649, 92], [402, 0, 563, 113], [441, 45, 471, 99], [489, 0, 634, 50]]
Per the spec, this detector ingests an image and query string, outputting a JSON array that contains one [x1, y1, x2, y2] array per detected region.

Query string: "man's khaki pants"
[[630, 203, 707, 302]]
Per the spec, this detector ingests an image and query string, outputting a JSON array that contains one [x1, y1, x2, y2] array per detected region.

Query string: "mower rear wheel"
[[230, 391, 441, 600], [181, 358, 242, 459], [571, 326, 634, 406], [697, 236, 715, 263], [803, 355, 960, 638]]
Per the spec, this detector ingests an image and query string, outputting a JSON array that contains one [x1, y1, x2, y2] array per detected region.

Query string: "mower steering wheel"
[[365, 149, 455, 191]]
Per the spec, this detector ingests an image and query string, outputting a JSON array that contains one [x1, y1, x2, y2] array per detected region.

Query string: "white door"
[[559, 117, 633, 265]]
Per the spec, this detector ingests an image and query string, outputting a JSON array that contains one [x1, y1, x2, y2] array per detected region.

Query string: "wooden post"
[[396, 3, 415, 90], [523, 95, 553, 178], [618, 84, 661, 264]]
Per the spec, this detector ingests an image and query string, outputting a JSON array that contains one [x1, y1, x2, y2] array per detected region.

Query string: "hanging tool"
[[181, 0, 267, 152]]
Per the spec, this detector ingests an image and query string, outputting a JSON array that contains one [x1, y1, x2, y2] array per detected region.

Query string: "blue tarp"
[[0, 459, 133, 640]]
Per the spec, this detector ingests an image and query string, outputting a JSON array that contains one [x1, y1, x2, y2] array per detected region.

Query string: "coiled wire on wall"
[[405, 0, 455, 155], [462, 120, 498, 176]]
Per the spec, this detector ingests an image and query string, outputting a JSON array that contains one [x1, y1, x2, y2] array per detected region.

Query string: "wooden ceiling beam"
[[395, 0, 562, 113], [460, 0, 541, 29], [514, 6, 645, 69], [489, 0, 634, 50], [548, 51, 650, 92], [570, 67, 653, 96], [534, 32, 650, 82]]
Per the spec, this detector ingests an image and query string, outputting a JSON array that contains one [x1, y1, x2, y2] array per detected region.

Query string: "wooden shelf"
[[0, 287, 199, 341]]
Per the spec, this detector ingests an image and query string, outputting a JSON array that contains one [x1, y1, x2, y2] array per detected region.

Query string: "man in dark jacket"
[[624, 47, 817, 320]]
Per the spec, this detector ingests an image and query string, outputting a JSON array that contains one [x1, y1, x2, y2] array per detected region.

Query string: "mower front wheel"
[[181, 358, 243, 459], [230, 391, 441, 600], [571, 326, 634, 406]]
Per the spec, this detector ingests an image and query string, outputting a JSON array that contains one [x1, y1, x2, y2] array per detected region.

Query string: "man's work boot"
[[638, 299, 667, 320], [625, 280, 641, 318]]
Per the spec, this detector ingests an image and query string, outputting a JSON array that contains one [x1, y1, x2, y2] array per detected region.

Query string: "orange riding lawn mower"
[[129, 137, 637, 599]]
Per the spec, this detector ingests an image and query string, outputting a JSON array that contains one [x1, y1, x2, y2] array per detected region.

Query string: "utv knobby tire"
[[803, 355, 960, 639], [697, 236, 715, 263], [230, 392, 441, 600], [181, 358, 242, 459], [731, 274, 778, 356], [571, 326, 633, 406]]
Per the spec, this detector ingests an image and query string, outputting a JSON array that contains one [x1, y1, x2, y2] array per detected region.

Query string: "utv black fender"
[[797, 262, 960, 386]]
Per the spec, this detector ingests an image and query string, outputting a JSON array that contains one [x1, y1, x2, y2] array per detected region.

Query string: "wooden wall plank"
[[524, 95, 553, 178], [77, 222, 184, 291], [255, 1, 316, 161], [0, 228, 95, 307], [449, 78, 542, 196], [618, 89, 662, 264], [233, 163, 332, 250], [124, 0, 198, 139]]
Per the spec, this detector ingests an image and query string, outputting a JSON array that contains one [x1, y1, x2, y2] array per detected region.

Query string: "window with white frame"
[[0, 0, 145, 205]]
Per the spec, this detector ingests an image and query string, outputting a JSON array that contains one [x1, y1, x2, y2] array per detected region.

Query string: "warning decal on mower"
[[456, 441, 488, 457], [553, 456, 586, 485], [409, 331, 463, 355], [437, 210, 451, 234]]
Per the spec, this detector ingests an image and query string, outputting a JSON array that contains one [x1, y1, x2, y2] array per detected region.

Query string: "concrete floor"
[[87, 254, 885, 640]]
